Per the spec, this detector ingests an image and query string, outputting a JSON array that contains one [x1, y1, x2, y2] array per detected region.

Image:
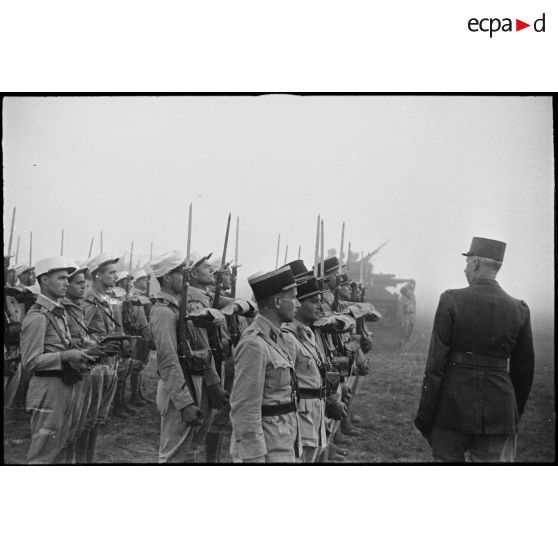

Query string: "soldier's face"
[[221, 271, 232, 290], [168, 270, 183, 295], [99, 264, 118, 288], [134, 277, 148, 291], [339, 284, 350, 300], [297, 294, 323, 324], [67, 273, 86, 300], [193, 262, 215, 286], [117, 277, 130, 290], [43, 270, 70, 299], [20, 270, 36, 286], [277, 287, 299, 322]]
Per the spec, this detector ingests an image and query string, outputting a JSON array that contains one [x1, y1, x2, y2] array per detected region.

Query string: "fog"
[[3, 96, 554, 322]]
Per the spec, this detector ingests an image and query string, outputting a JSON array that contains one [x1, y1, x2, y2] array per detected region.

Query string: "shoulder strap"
[[42, 310, 73, 350]]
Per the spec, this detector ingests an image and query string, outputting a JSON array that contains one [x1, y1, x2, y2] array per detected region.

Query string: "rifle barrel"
[[7, 207, 16, 259]]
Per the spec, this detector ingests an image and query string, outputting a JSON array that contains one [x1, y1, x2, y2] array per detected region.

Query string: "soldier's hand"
[[62, 349, 96, 367], [101, 340, 121, 355], [341, 384, 352, 402], [83, 346, 106, 359], [181, 404, 203, 426], [325, 399, 348, 421], [208, 383, 230, 410]]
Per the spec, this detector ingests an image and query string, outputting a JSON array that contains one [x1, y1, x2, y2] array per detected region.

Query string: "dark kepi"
[[462, 237, 506, 262], [248, 266, 297, 301]]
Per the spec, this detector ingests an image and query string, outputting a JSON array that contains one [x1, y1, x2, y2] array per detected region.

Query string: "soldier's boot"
[[333, 430, 353, 446], [351, 413, 364, 424], [129, 368, 146, 407], [330, 443, 349, 456], [75, 430, 90, 464], [112, 380, 129, 418], [329, 445, 348, 462], [340, 415, 364, 437], [86, 426, 98, 464]]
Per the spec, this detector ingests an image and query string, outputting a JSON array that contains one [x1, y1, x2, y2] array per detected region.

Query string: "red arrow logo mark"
[[516, 19, 530, 31]]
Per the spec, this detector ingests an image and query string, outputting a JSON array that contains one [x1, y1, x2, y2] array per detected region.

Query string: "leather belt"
[[448, 351, 508, 370], [261, 401, 296, 417], [34, 370, 63, 378], [298, 387, 327, 400]]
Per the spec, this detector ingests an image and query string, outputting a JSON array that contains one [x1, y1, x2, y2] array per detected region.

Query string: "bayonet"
[[15, 235, 20, 266], [275, 234, 281, 269], [314, 214, 320, 277], [88, 236, 94, 259], [60, 228, 64, 256]]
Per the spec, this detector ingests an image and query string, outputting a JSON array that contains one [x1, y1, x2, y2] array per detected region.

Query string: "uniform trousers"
[[26, 376, 75, 464], [97, 358, 118, 425], [4, 361, 21, 408], [158, 375, 213, 463], [431, 426, 517, 463], [67, 374, 93, 445]]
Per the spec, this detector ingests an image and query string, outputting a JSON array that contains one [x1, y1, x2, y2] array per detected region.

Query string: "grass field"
[[3, 318, 555, 464]]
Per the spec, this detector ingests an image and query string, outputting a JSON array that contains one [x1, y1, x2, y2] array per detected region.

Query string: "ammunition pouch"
[[5, 322, 22, 346], [62, 362, 83, 385], [325, 370, 341, 395], [180, 349, 212, 376], [332, 355, 351, 376]]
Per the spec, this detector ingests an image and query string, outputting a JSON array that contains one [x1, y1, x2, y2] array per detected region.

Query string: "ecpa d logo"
[[468, 13, 546, 37]]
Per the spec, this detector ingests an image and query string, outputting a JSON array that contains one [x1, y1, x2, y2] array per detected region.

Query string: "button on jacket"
[[230, 314, 300, 462], [415, 278, 534, 436]]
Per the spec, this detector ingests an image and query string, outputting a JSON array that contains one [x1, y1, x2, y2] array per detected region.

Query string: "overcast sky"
[[3, 95, 554, 319]]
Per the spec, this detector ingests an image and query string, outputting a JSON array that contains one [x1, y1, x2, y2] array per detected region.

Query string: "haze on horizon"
[[2, 95, 555, 324]]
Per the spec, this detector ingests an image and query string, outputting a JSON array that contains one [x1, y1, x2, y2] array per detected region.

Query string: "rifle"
[[210, 213, 231, 384], [146, 241, 153, 298], [4, 208, 19, 356], [177, 202, 209, 408], [228, 217, 242, 348], [177, 252, 211, 408]]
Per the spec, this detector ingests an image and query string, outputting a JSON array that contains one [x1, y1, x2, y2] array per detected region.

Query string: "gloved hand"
[[360, 335, 373, 353], [208, 383, 230, 410], [313, 315, 354, 334], [62, 349, 96, 368], [181, 404, 203, 426], [188, 308, 225, 327], [325, 399, 348, 420]]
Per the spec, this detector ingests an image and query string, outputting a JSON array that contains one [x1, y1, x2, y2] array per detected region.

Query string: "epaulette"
[[444, 289, 453, 294], [520, 300, 528, 307], [154, 297, 171, 306]]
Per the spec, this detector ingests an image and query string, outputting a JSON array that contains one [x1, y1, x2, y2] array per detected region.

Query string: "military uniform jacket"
[[83, 286, 122, 339], [61, 297, 91, 346], [415, 278, 534, 436], [20, 294, 72, 374], [230, 314, 301, 460], [282, 320, 327, 448]]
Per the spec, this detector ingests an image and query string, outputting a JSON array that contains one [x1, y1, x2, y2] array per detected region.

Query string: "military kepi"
[[296, 276, 323, 301], [462, 237, 506, 262], [313, 256, 340, 276], [248, 266, 297, 301]]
